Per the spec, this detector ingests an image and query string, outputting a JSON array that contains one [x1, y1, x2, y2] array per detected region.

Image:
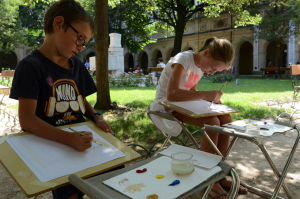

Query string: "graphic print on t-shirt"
[[45, 79, 85, 125], [184, 72, 200, 89]]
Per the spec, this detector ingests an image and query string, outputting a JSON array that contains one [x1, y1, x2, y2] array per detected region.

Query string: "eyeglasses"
[[65, 21, 86, 51]]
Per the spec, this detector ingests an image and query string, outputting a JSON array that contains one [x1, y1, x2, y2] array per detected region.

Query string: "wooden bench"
[[147, 67, 164, 73], [0, 70, 15, 104], [260, 67, 290, 79]]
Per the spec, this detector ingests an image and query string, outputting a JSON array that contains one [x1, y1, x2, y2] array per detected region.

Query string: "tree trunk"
[[172, 26, 185, 56], [171, 4, 187, 56], [269, 41, 276, 66], [94, 0, 112, 110]]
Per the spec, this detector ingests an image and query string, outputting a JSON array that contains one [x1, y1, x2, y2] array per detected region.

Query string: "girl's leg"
[[217, 115, 248, 193], [172, 112, 228, 199], [216, 114, 232, 156], [173, 111, 223, 154]]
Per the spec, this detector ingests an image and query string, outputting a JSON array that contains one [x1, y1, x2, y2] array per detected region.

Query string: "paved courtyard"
[[0, 97, 299, 198]]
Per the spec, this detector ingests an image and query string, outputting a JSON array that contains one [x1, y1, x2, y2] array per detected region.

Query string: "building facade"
[[5, 14, 300, 74], [124, 13, 300, 75]]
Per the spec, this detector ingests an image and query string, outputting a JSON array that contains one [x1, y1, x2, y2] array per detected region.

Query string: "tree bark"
[[171, 6, 186, 56], [172, 26, 185, 56], [94, 0, 112, 110]]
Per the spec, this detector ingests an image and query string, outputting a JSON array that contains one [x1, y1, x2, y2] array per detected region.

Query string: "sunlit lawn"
[[85, 77, 293, 149], [6, 77, 293, 151]]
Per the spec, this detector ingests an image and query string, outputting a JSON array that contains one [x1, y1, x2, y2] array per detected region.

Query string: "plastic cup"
[[171, 152, 194, 175]]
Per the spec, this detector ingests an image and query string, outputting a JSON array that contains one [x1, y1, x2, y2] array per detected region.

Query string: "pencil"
[[209, 81, 227, 107], [69, 127, 102, 146]]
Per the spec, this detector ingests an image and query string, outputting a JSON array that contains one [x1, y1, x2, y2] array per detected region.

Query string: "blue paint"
[[168, 180, 180, 186]]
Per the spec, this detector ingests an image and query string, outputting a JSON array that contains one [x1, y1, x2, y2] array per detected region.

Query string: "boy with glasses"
[[10, 0, 112, 198]]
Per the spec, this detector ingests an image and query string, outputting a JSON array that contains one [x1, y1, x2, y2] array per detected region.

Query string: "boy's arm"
[[157, 64, 162, 68], [84, 101, 112, 134], [18, 98, 93, 152]]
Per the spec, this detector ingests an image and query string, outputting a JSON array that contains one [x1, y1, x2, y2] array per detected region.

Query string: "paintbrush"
[[209, 81, 227, 107], [69, 127, 102, 146]]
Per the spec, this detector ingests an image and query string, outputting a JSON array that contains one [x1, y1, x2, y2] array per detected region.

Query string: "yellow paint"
[[156, 175, 165, 179], [123, 183, 147, 194], [252, 124, 258, 126], [147, 194, 159, 199]]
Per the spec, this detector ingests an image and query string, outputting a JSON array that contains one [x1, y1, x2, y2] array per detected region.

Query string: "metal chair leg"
[[202, 168, 240, 199]]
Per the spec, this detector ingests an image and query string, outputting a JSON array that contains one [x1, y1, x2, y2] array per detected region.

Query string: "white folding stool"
[[147, 110, 240, 199]]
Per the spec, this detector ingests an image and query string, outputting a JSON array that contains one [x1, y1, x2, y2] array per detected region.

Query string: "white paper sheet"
[[103, 156, 221, 199], [159, 144, 222, 169], [170, 100, 236, 115], [223, 119, 293, 136], [7, 125, 125, 182]]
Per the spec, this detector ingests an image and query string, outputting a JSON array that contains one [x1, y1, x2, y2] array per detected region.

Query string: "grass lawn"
[[6, 77, 293, 152], [85, 77, 293, 150]]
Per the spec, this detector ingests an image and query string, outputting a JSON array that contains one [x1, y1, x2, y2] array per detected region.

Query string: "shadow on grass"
[[106, 110, 202, 150], [124, 100, 151, 109], [107, 100, 288, 152]]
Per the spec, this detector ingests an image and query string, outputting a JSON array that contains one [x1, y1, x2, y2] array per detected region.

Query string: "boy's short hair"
[[44, 0, 94, 34], [158, 58, 163, 62]]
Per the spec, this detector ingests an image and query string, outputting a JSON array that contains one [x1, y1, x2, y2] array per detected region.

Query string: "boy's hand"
[[68, 131, 93, 152], [95, 118, 112, 134]]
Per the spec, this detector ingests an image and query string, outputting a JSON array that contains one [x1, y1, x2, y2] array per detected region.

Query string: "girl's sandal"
[[210, 188, 227, 199], [220, 177, 248, 195]]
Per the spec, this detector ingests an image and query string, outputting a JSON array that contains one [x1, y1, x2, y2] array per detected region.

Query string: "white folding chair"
[[147, 110, 240, 199], [147, 110, 201, 152]]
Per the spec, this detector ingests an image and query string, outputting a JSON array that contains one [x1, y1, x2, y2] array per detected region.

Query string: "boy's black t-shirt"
[[10, 50, 98, 126]]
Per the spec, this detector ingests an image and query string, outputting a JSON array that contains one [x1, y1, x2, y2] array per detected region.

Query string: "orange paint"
[[147, 194, 159, 199]]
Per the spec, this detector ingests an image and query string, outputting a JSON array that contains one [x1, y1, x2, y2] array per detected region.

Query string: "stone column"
[[288, 21, 295, 66], [108, 33, 124, 75], [233, 52, 239, 74], [253, 26, 259, 71]]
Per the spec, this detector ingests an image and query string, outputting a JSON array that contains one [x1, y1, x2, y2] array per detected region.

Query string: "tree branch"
[[185, 4, 206, 21], [153, 12, 175, 26]]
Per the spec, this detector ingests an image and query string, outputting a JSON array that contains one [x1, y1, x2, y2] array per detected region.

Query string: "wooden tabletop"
[[0, 121, 141, 197], [0, 70, 15, 77], [147, 67, 164, 72], [260, 68, 290, 71]]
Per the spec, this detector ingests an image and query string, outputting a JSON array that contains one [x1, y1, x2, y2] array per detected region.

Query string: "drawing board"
[[0, 121, 141, 197], [103, 156, 221, 199], [160, 100, 240, 118], [6, 125, 125, 182]]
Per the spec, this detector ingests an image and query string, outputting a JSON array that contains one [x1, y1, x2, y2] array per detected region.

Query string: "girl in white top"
[[150, 37, 247, 199]]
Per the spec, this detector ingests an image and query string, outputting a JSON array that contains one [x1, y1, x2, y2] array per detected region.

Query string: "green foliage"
[[0, 0, 23, 53], [134, 0, 268, 55], [210, 70, 235, 83], [257, 2, 300, 43], [0, 76, 13, 87], [18, 1, 50, 49], [107, 1, 157, 53], [77, 0, 158, 53]]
